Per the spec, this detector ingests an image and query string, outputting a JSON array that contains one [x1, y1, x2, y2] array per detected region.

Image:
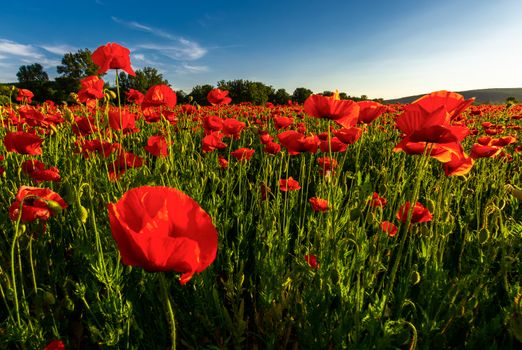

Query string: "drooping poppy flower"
[[21, 160, 60, 183], [309, 197, 329, 212], [77, 76, 105, 103], [107, 186, 218, 284], [411, 90, 474, 119], [279, 177, 301, 192], [304, 92, 360, 128], [4, 131, 43, 155], [317, 156, 338, 176], [207, 88, 232, 105], [368, 192, 387, 208], [357, 101, 387, 124], [304, 254, 319, 269], [16, 88, 34, 103], [9, 186, 68, 222], [396, 201, 433, 224], [230, 148, 255, 161], [144, 135, 168, 157], [141, 85, 177, 109], [92, 42, 136, 76], [126, 89, 144, 104], [380, 221, 398, 237]]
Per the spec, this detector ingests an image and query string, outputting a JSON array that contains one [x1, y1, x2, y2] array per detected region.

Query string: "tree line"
[[6, 48, 383, 105]]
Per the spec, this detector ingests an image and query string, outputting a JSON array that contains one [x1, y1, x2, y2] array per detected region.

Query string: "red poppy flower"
[[78, 76, 105, 103], [92, 42, 136, 76], [107, 186, 218, 284], [126, 89, 144, 104], [277, 130, 320, 155], [317, 156, 338, 176], [412, 90, 474, 119], [477, 136, 492, 145], [357, 101, 387, 124], [108, 108, 138, 133], [4, 131, 43, 155], [222, 118, 246, 139], [218, 155, 229, 169], [144, 135, 168, 157], [319, 137, 347, 153], [396, 201, 433, 224], [279, 177, 301, 192], [9, 186, 68, 222], [207, 88, 232, 105], [491, 136, 517, 147], [304, 93, 360, 128], [202, 132, 227, 153], [72, 116, 98, 136], [16, 88, 34, 103], [264, 141, 281, 155], [333, 127, 363, 145], [44, 340, 65, 350], [396, 104, 469, 144], [230, 147, 255, 161], [202, 115, 224, 133], [259, 132, 274, 144], [273, 116, 294, 130], [368, 192, 387, 208], [22, 160, 60, 183], [304, 254, 319, 269], [380, 221, 398, 237], [77, 139, 118, 158], [393, 140, 462, 163], [442, 151, 474, 176], [470, 144, 501, 159], [309, 197, 329, 212], [108, 151, 144, 180], [142, 84, 177, 109]]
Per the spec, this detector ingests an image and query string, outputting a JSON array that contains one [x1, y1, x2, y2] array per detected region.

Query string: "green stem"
[[159, 273, 177, 350]]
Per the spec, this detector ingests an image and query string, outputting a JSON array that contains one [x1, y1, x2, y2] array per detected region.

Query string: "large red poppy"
[[92, 42, 136, 76], [304, 94, 360, 128], [16, 88, 34, 103], [396, 201, 433, 224], [107, 186, 218, 284], [357, 101, 387, 124], [22, 160, 61, 183], [78, 76, 105, 103]]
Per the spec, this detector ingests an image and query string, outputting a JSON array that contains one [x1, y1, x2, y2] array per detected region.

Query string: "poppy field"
[[1, 43, 522, 349]]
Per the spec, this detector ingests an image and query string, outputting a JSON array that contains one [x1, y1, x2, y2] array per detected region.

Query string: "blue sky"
[[0, 0, 521, 99]]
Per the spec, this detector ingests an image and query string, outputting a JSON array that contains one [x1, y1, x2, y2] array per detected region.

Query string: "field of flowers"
[[1, 43, 521, 349]]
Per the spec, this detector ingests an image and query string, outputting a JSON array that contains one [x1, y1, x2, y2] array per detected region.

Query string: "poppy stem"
[[158, 273, 177, 350]]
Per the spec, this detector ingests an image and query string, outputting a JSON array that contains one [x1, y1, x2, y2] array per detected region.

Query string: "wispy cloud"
[[111, 17, 207, 62], [40, 44, 78, 56], [0, 39, 43, 58], [176, 63, 209, 74]]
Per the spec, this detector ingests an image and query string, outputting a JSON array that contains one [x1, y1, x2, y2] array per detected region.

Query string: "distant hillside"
[[385, 88, 522, 105]]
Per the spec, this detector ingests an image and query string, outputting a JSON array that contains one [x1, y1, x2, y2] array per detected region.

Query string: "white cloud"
[[41, 44, 78, 56], [176, 63, 209, 74], [111, 17, 207, 61], [0, 39, 42, 58]]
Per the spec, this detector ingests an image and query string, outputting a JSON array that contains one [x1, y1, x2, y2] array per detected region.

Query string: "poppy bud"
[[45, 200, 65, 216]]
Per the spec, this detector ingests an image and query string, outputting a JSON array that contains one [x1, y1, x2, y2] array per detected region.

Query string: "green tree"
[[189, 84, 214, 106], [16, 63, 49, 83], [217, 79, 274, 105], [269, 88, 291, 105], [292, 87, 313, 104], [118, 67, 169, 94], [54, 49, 99, 102]]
